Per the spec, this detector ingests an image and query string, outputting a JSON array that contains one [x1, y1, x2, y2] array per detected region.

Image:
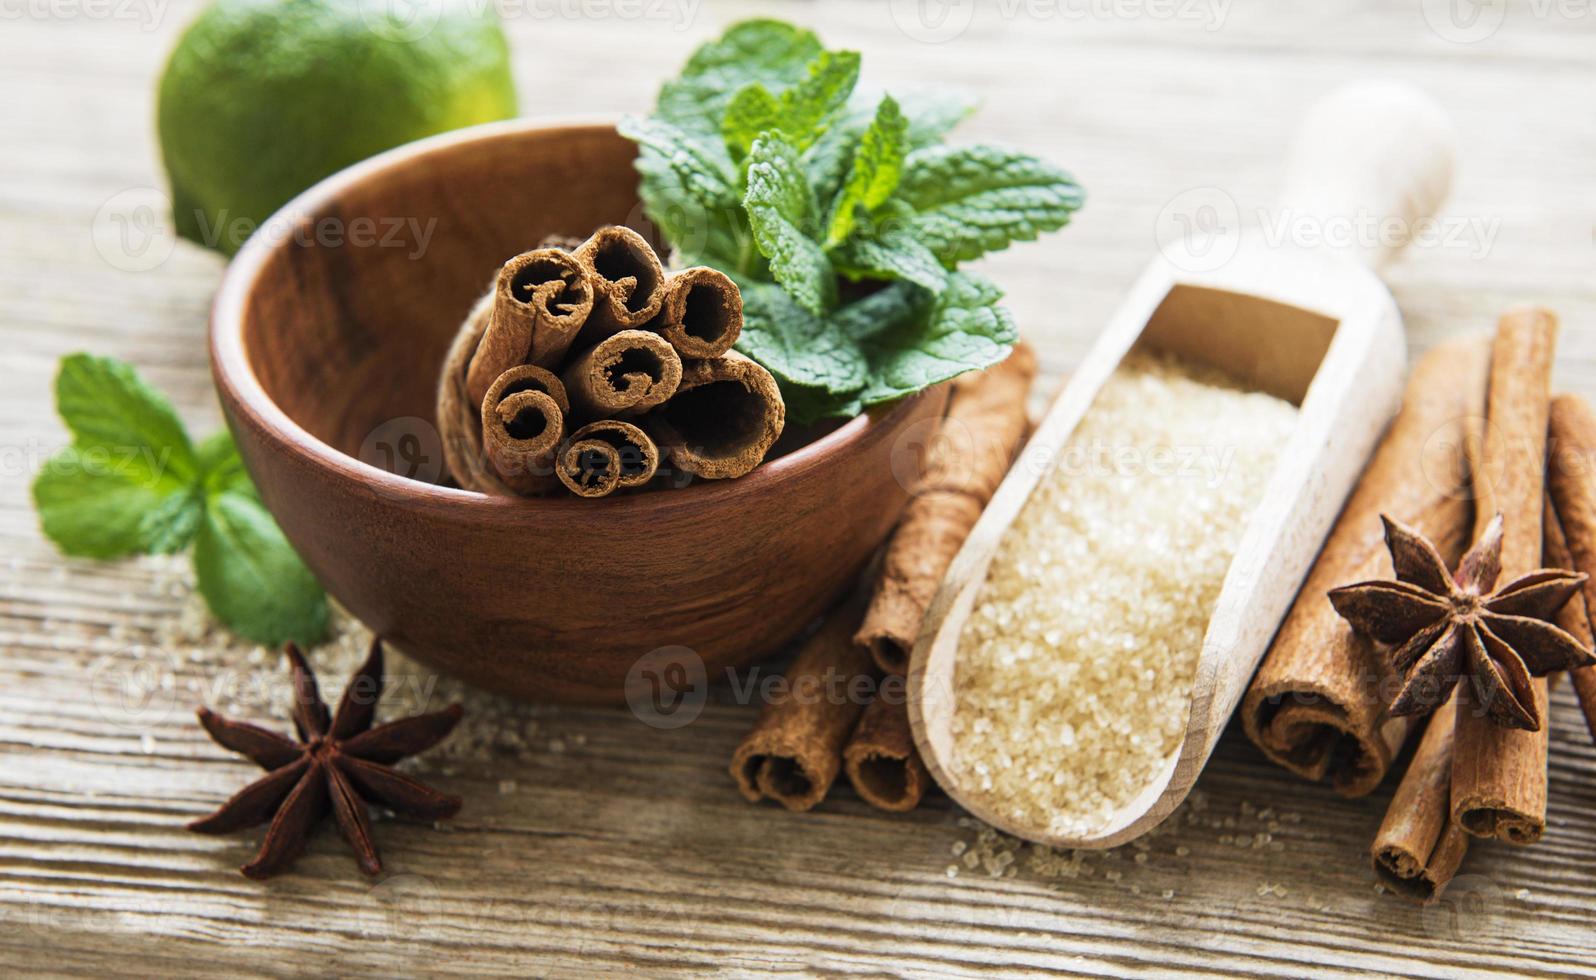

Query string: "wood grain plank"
[[2, 0, 1595, 974]]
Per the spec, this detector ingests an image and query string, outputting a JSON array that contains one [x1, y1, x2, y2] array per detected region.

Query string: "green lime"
[[157, 0, 517, 255]]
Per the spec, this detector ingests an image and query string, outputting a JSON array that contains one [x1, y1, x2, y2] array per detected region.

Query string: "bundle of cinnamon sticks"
[[1243, 307, 1596, 903], [729, 344, 1037, 813], [435, 227, 785, 498]]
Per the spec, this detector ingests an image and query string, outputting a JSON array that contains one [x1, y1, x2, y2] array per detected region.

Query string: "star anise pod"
[[1328, 513, 1596, 731], [190, 639, 464, 879]]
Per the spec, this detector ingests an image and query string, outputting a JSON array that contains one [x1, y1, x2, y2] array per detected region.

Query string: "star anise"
[[1328, 513, 1595, 731], [190, 639, 464, 879]]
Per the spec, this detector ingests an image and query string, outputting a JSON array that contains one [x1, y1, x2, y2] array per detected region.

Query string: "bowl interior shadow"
[[242, 126, 657, 476]]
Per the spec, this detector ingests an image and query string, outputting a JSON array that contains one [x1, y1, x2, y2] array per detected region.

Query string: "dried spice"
[[1328, 514, 1593, 731], [190, 640, 464, 879], [435, 225, 784, 499]]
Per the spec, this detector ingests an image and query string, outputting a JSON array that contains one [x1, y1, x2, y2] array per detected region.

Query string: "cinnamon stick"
[[1545, 392, 1596, 744], [465, 249, 594, 407], [1371, 697, 1468, 904], [555, 420, 659, 498], [561, 330, 682, 421], [480, 365, 568, 495], [731, 600, 877, 811], [1452, 307, 1557, 844], [856, 343, 1038, 673], [842, 683, 930, 812], [643, 352, 785, 480], [650, 266, 743, 360], [572, 226, 666, 340], [437, 294, 519, 495], [1242, 336, 1491, 796]]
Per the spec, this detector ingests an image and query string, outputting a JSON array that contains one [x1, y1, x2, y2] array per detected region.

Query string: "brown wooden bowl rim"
[[210, 115, 921, 516]]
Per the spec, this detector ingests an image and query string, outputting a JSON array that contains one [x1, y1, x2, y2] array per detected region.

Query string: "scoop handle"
[[1274, 81, 1456, 271]]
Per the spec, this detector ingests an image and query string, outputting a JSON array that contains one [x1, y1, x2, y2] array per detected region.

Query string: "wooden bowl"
[[210, 118, 946, 704]]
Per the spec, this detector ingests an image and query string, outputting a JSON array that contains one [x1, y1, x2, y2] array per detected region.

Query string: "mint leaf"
[[896, 145, 1084, 264], [140, 487, 203, 554], [619, 117, 738, 206], [832, 231, 947, 293], [721, 83, 782, 159], [194, 490, 328, 647], [777, 50, 860, 152], [33, 353, 329, 645], [657, 19, 823, 138], [780, 383, 863, 426], [34, 355, 200, 557], [856, 272, 1018, 406], [618, 115, 745, 267], [196, 430, 255, 498], [33, 446, 178, 558], [832, 281, 926, 340], [625, 20, 1080, 420], [825, 95, 908, 247], [736, 281, 865, 394], [802, 86, 972, 204], [54, 353, 197, 484], [744, 135, 835, 315]]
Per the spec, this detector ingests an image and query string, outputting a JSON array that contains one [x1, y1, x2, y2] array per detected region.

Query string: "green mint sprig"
[[618, 18, 1084, 422], [32, 354, 328, 646]]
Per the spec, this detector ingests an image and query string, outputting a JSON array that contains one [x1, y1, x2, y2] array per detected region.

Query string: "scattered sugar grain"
[[950, 352, 1296, 837]]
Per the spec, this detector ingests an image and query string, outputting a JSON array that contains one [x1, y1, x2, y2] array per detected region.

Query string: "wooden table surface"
[[3, 0, 1594, 975]]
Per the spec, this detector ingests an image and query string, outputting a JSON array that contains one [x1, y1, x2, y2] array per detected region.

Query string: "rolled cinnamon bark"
[[1546, 393, 1596, 744], [856, 343, 1037, 673], [843, 685, 930, 812], [650, 266, 743, 359], [572, 226, 666, 340], [561, 330, 683, 421], [644, 352, 785, 480], [731, 600, 877, 811], [465, 249, 594, 407], [480, 365, 569, 495], [1451, 307, 1557, 844], [437, 295, 519, 495], [554, 420, 659, 498], [1242, 336, 1491, 796], [1371, 697, 1468, 904]]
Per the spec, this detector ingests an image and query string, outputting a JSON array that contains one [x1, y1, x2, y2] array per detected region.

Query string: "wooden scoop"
[[908, 81, 1457, 848]]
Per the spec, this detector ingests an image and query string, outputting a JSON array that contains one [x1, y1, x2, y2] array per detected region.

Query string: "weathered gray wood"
[[3, 1, 1595, 975]]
